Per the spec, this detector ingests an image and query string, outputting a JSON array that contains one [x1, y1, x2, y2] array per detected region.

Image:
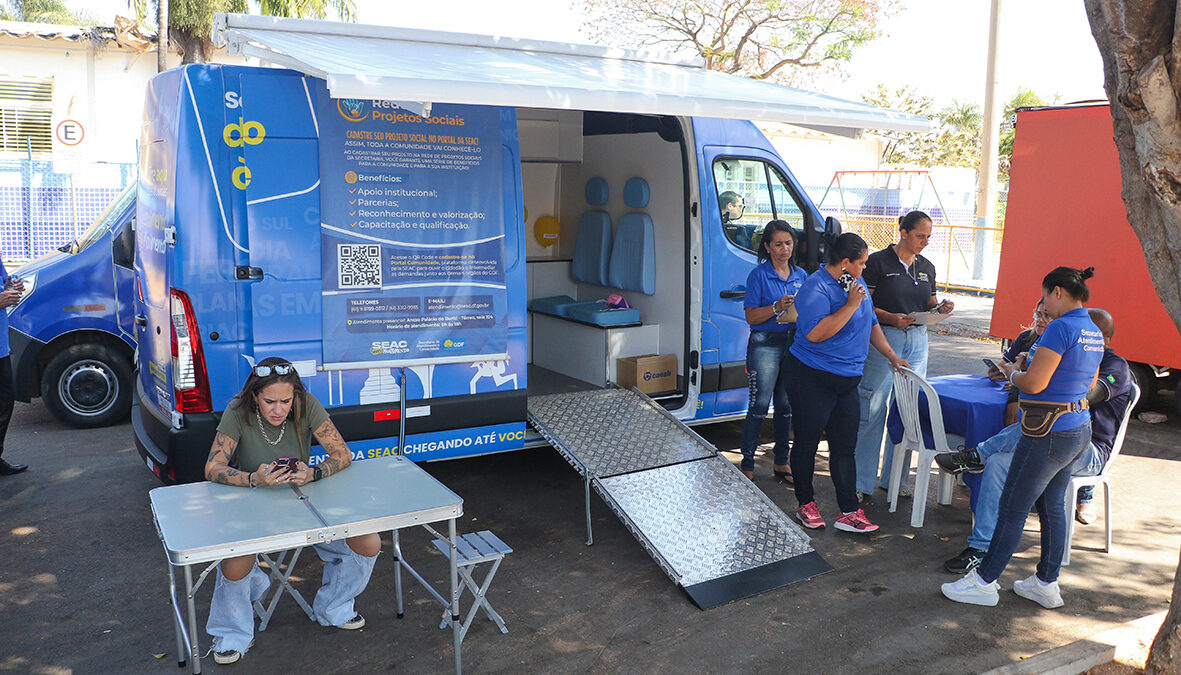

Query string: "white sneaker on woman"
[[1013, 574, 1064, 609], [941, 569, 1000, 606]]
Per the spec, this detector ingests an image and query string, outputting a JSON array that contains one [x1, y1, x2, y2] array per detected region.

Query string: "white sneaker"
[[941, 569, 1000, 606], [1013, 574, 1064, 609]]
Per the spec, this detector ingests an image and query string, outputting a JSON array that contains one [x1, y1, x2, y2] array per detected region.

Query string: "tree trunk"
[[1084, 0, 1181, 338], [1084, 1, 1181, 672], [176, 29, 208, 65]]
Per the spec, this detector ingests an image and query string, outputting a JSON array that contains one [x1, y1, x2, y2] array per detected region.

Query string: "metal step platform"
[[527, 387, 832, 609]]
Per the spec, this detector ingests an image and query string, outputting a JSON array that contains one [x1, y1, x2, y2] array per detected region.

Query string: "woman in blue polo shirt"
[[738, 220, 809, 481], [786, 233, 909, 533], [943, 266, 1103, 609]]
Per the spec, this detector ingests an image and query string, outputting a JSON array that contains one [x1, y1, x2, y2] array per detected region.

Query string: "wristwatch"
[[313, 466, 323, 481]]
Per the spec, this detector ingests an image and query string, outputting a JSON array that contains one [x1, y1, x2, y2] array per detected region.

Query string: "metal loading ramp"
[[527, 387, 832, 610]]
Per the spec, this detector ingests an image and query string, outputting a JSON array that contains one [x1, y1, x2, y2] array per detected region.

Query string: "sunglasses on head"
[[254, 363, 293, 377]]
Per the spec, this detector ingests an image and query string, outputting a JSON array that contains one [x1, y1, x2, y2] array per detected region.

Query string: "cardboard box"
[[615, 354, 678, 394]]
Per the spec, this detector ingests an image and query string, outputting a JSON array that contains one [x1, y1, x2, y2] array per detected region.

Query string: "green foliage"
[[998, 87, 1049, 183], [1, 0, 87, 23], [130, 0, 355, 64], [581, 0, 892, 84]]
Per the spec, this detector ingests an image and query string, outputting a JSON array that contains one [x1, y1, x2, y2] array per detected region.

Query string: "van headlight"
[[6, 272, 36, 315]]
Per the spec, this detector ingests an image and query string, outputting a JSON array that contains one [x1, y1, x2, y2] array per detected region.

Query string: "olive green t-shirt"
[[216, 394, 331, 471]]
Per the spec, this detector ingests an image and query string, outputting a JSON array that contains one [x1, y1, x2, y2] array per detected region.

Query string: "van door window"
[[112, 218, 135, 269], [713, 158, 806, 254]]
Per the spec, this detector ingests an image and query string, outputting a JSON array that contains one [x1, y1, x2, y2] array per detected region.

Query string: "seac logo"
[[338, 99, 369, 123], [371, 339, 409, 355]]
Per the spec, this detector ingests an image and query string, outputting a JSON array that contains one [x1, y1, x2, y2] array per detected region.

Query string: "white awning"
[[212, 14, 928, 134]]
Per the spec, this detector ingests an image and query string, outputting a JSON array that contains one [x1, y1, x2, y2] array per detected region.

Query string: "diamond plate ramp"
[[528, 387, 831, 609]]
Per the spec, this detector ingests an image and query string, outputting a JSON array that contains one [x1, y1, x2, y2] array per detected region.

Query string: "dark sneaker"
[[834, 509, 879, 533], [339, 613, 366, 630], [795, 501, 826, 529], [944, 546, 986, 574], [213, 649, 242, 665], [935, 448, 984, 474]]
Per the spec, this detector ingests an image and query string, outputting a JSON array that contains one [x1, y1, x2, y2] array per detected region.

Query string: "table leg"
[[449, 518, 461, 674], [167, 563, 187, 668], [185, 564, 202, 674], [392, 529, 405, 619]]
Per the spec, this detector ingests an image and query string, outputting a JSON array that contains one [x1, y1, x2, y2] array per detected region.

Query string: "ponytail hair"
[[899, 210, 931, 232], [1042, 266, 1095, 302], [828, 232, 868, 265]]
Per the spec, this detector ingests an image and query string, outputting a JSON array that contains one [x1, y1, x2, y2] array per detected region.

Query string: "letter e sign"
[[55, 120, 84, 146]]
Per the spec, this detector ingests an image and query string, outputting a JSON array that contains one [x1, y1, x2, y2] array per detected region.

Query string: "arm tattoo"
[[206, 432, 244, 486], [313, 419, 351, 478]]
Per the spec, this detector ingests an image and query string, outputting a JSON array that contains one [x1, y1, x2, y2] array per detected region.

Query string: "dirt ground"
[[1, 320, 1178, 674]]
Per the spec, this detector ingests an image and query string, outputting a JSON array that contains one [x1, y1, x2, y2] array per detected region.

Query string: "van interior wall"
[[558, 131, 686, 362]]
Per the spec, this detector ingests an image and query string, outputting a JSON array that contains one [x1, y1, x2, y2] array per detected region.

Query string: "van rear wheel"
[[42, 344, 133, 428], [1128, 362, 1158, 416]]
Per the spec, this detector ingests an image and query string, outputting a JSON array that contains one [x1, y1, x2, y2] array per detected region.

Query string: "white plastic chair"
[[1063, 383, 1139, 565], [888, 366, 960, 527]]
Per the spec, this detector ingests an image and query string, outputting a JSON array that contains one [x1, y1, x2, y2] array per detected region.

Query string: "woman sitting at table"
[[738, 220, 808, 481], [989, 298, 1050, 426], [786, 233, 909, 533], [942, 266, 1102, 609], [203, 357, 381, 665]]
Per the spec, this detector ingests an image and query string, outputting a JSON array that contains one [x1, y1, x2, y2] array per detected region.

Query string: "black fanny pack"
[[1018, 398, 1088, 438]]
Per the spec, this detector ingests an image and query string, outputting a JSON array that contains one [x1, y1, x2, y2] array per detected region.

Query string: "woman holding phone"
[[738, 220, 808, 481], [942, 266, 1103, 609], [786, 233, 910, 533], [203, 357, 380, 665]]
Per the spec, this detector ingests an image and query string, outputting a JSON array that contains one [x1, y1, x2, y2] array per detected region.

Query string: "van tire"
[[41, 344, 133, 428], [1128, 362, 1157, 416]]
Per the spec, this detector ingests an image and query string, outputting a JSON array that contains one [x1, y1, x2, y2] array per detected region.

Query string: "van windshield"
[[66, 184, 135, 255]]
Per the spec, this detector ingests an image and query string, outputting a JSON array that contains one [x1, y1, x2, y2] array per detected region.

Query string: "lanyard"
[[894, 248, 920, 286]]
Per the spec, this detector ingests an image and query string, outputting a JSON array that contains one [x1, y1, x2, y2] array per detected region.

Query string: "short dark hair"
[[758, 220, 797, 271], [1042, 265, 1095, 302], [719, 191, 742, 208], [828, 232, 869, 265], [899, 210, 932, 231]]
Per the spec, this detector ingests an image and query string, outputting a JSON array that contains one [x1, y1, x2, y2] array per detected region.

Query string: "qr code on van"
[[337, 244, 382, 289]]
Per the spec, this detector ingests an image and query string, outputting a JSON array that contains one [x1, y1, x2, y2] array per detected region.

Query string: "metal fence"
[[0, 156, 136, 264]]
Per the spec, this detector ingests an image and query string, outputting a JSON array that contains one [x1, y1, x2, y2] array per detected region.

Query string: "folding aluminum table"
[[149, 454, 464, 673]]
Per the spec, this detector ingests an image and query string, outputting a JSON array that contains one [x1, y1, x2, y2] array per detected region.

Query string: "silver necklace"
[[256, 409, 287, 445]]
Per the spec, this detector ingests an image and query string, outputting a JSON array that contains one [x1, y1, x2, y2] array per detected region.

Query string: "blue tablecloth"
[[887, 374, 1010, 510]]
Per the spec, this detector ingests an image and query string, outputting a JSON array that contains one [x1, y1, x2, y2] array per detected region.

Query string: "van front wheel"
[[42, 345, 133, 428]]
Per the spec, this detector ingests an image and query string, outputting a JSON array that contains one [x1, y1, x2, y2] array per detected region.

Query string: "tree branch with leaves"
[[581, 0, 891, 84]]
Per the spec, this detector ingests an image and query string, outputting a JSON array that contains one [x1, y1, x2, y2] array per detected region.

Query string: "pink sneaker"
[[835, 509, 879, 533], [795, 501, 826, 529]]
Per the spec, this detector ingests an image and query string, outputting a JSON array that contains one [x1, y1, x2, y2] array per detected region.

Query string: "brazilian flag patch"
[[1106, 374, 1117, 384]]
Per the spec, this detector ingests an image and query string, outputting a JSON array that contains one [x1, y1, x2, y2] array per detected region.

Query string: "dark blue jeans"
[[739, 330, 794, 472], [785, 352, 861, 513], [977, 421, 1092, 584]]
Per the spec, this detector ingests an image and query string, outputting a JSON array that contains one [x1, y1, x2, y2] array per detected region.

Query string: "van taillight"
[[170, 289, 211, 413]]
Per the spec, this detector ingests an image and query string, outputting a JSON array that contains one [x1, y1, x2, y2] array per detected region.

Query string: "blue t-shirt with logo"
[[789, 270, 879, 377], [0, 260, 9, 358], [1021, 307, 1104, 431], [744, 260, 808, 332]]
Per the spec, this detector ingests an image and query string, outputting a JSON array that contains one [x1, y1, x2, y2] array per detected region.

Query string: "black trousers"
[[0, 356, 14, 459], [786, 352, 862, 514]]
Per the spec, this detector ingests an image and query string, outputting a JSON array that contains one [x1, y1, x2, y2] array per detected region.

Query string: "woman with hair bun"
[[853, 210, 954, 504], [943, 266, 1103, 609], [785, 233, 910, 534]]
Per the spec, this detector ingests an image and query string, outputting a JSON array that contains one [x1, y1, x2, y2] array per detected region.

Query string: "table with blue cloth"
[[886, 374, 1010, 510]]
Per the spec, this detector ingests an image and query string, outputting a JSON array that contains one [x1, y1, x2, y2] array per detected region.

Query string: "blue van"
[[132, 21, 923, 484], [8, 185, 137, 427]]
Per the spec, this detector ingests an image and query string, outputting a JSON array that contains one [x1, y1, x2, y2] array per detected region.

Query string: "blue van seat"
[[529, 295, 578, 317], [571, 178, 611, 286], [607, 178, 655, 295], [565, 301, 641, 326]]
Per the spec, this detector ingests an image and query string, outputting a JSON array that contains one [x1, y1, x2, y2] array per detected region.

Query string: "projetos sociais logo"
[[337, 99, 369, 123]]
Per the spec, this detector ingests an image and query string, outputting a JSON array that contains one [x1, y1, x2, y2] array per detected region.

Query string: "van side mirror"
[[113, 217, 135, 269], [824, 216, 842, 238]]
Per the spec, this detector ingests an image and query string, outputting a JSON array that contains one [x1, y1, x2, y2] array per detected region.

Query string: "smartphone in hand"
[[982, 358, 998, 371], [274, 456, 298, 474]]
